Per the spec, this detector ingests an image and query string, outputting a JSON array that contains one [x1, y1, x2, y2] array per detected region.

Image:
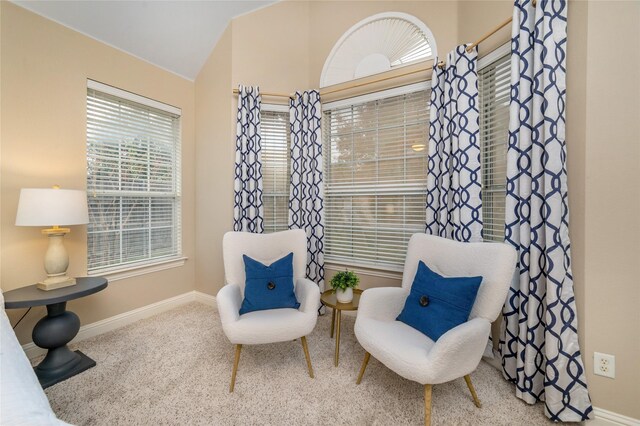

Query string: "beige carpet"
[[40, 302, 555, 425]]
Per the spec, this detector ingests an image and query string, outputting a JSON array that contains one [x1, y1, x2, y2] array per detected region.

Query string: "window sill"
[[325, 262, 403, 280], [88, 257, 188, 282]]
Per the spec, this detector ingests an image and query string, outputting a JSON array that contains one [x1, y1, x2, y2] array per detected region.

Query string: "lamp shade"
[[15, 188, 89, 226]]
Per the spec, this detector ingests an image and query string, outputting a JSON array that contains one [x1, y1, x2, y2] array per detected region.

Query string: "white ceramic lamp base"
[[38, 229, 77, 291]]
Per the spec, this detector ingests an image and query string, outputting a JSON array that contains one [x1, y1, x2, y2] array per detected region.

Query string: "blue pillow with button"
[[239, 252, 300, 315], [396, 260, 482, 341]]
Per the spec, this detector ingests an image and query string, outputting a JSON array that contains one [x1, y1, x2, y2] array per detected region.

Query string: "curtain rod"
[[466, 0, 536, 53], [466, 16, 512, 53], [233, 1, 531, 100], [231, 60, 445, 100], [231, 88, 293, 99]]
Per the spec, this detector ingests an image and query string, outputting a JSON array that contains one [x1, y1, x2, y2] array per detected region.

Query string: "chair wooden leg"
[[300, 336, 314, 378], [356, 351, 371, 384], [229, 344, 242, 393], [424, 384, 432, 426], [464, 374, 482, 408]]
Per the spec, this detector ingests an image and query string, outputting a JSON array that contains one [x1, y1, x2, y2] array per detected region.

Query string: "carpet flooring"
[[40, 302, 557, 425]]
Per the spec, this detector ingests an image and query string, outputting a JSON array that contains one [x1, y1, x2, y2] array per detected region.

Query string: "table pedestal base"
[[32, 301, 96, 388], [35, 350, 96, 388]]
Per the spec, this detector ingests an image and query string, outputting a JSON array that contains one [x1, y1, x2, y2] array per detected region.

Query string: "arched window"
[[320, 12, 437, 88]]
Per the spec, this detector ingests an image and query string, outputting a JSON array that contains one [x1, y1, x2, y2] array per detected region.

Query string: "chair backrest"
[[222, 229, 307, 291], [402, 234, 517, 322]]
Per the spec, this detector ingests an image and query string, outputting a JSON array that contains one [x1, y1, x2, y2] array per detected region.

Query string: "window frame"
[[322, 81, 431, 272], [86, 80, 183, 277]]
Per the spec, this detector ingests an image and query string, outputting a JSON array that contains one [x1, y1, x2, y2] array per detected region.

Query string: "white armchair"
[[354, 233, 516, 425], [217, 229, 321, 392]]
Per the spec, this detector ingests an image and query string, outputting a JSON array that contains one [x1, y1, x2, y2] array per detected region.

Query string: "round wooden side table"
[[3, 277, 108, 388], [320, 288, 363, 367]]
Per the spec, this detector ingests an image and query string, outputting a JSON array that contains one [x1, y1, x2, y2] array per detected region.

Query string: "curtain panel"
[[425, 45, 483, 242], [233, 85, 264, 233], [500, 0, 592, 421], [288, 90, 325, 289]]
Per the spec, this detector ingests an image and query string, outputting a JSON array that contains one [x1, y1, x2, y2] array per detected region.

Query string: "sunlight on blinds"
[[478, 53, 510, 242], [323, 90, 430, 269], [86, 87, 181, 272], [261, 108, 290, 233]]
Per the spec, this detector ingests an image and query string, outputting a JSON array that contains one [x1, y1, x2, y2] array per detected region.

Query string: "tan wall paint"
[[0, 2, 196, 343], [582, 1, 640, 418], [194, 26, 233, 294], [459, 0, 640, 418], [233, 1, 311, 95]]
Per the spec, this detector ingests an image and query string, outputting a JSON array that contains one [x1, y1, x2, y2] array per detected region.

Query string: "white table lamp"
[[15, 187, 89, 290]]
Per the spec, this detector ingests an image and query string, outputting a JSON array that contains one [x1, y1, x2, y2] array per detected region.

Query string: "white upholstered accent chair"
[[354, 233, 516, 425], [217, 229, 321, 392]]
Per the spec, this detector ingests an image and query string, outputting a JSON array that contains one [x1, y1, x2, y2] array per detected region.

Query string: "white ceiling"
[[12, 1, 277, 81]]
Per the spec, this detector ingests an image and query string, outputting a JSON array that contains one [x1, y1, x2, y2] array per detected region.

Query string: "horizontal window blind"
[[323, 89, 430, 269], [261, 108, 290, 233], [478, 52, 510, 242], [87, 85, 182, 272]]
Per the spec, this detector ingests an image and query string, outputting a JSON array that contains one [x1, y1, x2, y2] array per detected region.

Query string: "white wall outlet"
[[593, 352, 615, 379]]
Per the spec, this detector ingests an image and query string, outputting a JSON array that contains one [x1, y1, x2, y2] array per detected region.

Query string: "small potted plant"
[[330, 270, 360, 303]]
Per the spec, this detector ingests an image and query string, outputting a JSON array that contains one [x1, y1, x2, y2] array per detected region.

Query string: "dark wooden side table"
[[320, 288, 363, 367], [3, 277, 108, 388]]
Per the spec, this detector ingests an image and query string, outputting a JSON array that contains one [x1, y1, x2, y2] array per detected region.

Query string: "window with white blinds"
[[323, 85, 430, 270], [86, 81, 182, 273], [261, 106, 290, 233], [478, 49, 510, 242]]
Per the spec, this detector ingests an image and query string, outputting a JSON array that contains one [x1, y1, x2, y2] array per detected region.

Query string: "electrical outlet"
[[593, 352, 615, 379]]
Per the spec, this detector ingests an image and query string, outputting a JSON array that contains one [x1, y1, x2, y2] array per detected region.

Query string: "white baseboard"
[[194, 290, 217, 306], [593, 407, 640, 425], [22, 290, 217, 359]]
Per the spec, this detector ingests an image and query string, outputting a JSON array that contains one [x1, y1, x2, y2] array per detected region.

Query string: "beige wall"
[[582, 1, 640, 418], [2, 0, 637, 419], [459, 0, 640, 419], [0, 2, 196, 343], [194, 26, 233, 294]]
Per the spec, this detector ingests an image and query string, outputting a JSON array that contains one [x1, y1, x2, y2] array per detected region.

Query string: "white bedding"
[[0, 290, 69, 425]]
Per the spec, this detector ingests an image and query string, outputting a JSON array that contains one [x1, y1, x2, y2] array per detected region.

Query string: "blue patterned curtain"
[[289, 90, 325, 290], [500, 0, 592, 421], [425, 45, 482, 242], [234, 85, 263, 233]]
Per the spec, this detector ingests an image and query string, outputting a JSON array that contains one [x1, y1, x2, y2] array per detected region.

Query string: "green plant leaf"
[[329, 270, 360, 290]]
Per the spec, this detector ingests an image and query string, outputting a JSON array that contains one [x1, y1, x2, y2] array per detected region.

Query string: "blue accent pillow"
[[396, 261, 482, 341], [239, 252, 300, 315]]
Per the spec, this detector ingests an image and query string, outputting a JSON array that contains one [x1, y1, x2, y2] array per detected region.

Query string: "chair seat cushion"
[[231, 308, 315, 344], [239, 252, 300, 315], [355, 317, 436, 382], [397, 261, 482, 341]]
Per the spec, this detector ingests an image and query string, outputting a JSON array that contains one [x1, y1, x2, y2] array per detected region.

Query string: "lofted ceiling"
[[11, 0, 277, 81]]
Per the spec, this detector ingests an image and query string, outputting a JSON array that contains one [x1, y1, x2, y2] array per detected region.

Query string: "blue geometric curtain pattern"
[[425, 45, 483, 242], [500, 0, 592, 421], [233, 85, 264, 233], [288, 90, 325, 290]]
